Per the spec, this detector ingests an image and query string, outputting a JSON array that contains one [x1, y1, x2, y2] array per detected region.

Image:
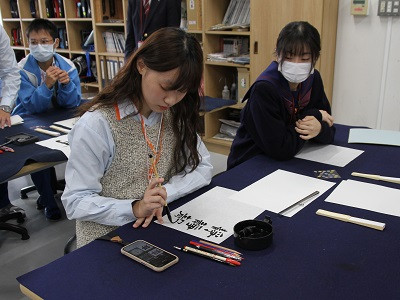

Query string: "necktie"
[[143, 0, 150, 17]]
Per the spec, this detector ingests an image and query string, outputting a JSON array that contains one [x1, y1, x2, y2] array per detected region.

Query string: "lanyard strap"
[[140, 113, 164, 181]]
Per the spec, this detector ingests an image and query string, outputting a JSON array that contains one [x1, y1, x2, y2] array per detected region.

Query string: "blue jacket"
[[13, 53, 81, 116]]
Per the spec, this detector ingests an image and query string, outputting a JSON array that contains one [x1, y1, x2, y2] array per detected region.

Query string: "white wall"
[[332, 0, 400, 130]]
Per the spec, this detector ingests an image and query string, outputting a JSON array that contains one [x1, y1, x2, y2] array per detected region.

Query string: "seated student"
[[61, 27, 213, 248], [13, 18, 81, 116], [2, 18, 81, 221], [227, 21, 335, 169]]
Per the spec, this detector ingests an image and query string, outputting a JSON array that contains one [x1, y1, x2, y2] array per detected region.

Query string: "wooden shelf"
[[187, 30, 202, 34], [205, 30, 250, 36], [205, 61, 250, 68], [97, 52, 124, 57], [81, 82, 99, 88], [2, 18, 21, 22], [67, 18, 93, 22], [95, 22, 124, 27]]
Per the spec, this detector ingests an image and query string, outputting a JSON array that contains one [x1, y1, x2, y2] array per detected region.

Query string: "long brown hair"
[[78, 27, 204, 173]]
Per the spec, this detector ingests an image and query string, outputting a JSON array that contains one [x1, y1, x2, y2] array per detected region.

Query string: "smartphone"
[[121, 240, 179, 272]]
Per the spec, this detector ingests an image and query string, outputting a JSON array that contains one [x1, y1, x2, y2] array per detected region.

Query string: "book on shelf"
[[11, 28, 22, 46], [102, 31, 125, 53], [58, 27, 68, 49], [10, 0, 19, 18], [29, 0, 40, 18], [210, 0, 250, 31], [82, 30, 94, 51], [52, 0, 60, 18], [100, 56, 125, 86], [57, 0, 65, 18], [75, 0, 89, 18], [45, 0, 54, 17]]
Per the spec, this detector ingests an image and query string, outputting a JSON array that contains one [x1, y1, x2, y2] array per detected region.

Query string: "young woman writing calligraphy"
[[62, 27, 213, 247]]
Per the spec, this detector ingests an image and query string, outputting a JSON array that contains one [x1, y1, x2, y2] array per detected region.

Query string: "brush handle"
[[352, 172, 400, 184]]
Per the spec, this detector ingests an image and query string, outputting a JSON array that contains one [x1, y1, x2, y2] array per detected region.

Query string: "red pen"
[[174, 246, 241, 266], [189, 241, 242, 261], [0, 146, 14, 153]]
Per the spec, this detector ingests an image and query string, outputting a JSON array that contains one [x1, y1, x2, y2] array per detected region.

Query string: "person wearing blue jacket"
[[2, 19, 81, 221], [13, 20, 81, 116]]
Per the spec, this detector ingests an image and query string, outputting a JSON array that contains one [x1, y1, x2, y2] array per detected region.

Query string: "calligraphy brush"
[[150, 156, 173, 223]]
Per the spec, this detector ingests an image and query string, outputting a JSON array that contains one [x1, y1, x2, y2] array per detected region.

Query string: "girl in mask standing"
[[13, 18, 81, 116], [227, 21, 335, 169]]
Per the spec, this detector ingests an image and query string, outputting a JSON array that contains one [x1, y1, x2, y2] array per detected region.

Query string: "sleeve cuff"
[[61, 81, 74, 92]]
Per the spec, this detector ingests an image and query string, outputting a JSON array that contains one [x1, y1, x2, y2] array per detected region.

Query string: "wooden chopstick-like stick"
[[351, 172, 400, 184], [316, 209, 385, 231]]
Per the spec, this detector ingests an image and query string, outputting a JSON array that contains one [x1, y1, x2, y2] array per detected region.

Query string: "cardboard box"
[[187, 0, 202, 30]]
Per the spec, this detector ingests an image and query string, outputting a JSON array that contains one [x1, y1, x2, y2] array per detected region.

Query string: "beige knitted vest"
[[76, 106, 177, 248]]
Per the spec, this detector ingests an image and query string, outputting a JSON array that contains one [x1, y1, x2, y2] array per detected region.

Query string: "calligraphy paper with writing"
[[157, 186, 264, 244]]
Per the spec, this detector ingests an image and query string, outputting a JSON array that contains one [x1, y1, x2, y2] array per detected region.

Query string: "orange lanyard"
[[140, 113, 164, 181]]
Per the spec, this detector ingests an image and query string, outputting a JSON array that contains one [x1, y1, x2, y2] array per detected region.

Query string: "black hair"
[[26, 18, 58, 40], [275, 21, 321, 67]]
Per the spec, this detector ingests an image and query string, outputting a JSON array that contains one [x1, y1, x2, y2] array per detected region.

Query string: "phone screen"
[[123, 240, 177, 268]]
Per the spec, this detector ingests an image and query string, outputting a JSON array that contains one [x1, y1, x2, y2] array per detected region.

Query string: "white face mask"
[[278, 61, 314, 83], [29, 43, 55, 62]]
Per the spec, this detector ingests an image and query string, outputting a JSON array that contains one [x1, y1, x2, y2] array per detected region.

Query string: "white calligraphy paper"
[[36, 134, 70, 158], [53, 117, 78, 129], [324, 179, 400, 217], [229, 169, 336, 217], [295, 143, 364, 167]]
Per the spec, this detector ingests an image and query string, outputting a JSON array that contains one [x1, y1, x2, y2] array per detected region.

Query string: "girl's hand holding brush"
[[132, 177, 167, 228]]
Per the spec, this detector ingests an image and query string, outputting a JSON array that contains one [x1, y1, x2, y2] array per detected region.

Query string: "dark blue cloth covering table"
[[17, 124, 400, 299], [0, 108, 74, 183]]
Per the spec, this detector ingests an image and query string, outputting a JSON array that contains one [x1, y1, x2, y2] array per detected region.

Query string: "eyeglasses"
[[29, 39, 54, 45]]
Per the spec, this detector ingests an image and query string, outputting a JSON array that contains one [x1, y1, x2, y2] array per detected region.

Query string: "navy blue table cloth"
[[17, 124, 400, 299], [0, 108, 74, 183]]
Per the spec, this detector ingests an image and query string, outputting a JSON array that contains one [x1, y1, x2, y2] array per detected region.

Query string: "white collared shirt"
[[61, 101, 213, 226], [0, 25, 21, 107]]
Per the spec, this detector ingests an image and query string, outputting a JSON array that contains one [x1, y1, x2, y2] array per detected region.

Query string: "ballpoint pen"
[[189, 241, 242, 261], [174, 246, 241, 266]]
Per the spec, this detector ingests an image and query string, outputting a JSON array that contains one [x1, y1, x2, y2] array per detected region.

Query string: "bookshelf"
[[0, 0, 128, 97], [187, 0, 339, 155]]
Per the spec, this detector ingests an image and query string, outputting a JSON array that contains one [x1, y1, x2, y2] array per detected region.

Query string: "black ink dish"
[[233, 216, 273, 250]]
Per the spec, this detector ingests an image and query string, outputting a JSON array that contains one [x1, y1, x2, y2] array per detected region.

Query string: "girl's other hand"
[[319, 110, 334, 127]]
